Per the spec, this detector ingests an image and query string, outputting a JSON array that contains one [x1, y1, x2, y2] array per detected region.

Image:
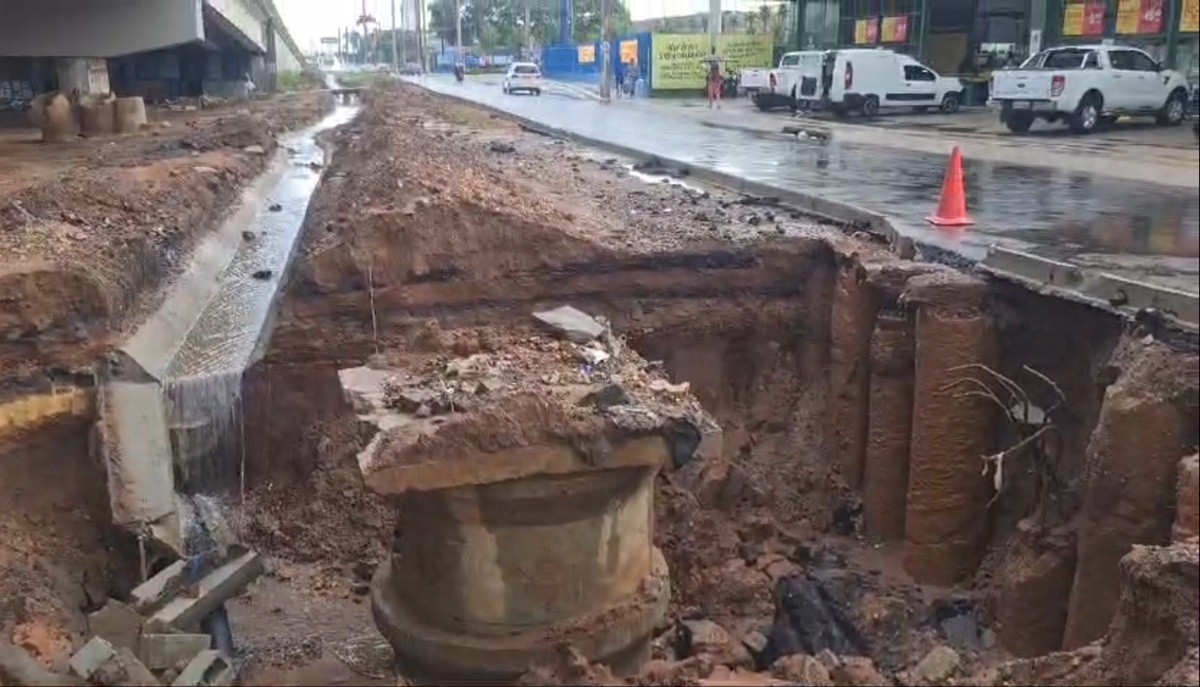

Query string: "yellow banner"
[[620, 39, 638, 64], [650, 34, 711, 90], [1116, 0, 1140, 33], [716, 34, 773, 76], [650, 33, 772, 90], [1182, 0, 1199, 31], [578, 44, 596, 63], [1063, 3, 1085, 35]]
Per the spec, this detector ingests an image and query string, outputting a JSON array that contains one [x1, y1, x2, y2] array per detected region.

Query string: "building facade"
[[791, 0, 1198, 78]]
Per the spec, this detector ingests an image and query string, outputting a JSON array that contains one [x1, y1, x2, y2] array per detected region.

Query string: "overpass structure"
[[0, 0, 307, 101]]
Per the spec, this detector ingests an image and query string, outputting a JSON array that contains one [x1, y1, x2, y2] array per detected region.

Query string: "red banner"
[[1083, 0, 1106, 35], [1138, 0, 1164, 33]]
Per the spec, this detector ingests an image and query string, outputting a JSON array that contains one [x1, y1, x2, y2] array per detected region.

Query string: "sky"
[[276, 0, 729, 50]]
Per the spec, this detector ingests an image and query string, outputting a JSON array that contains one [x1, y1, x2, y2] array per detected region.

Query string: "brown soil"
[[0, 92, 332, 675], [4, 79, 1199, 687], [0, 91, 332, 396]]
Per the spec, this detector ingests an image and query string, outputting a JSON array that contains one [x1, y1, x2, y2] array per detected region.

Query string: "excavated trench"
[[236, 84, 1199, 685], [3, 83, 1198, 685]]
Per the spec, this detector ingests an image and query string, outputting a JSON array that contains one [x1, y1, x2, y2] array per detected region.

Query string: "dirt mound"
[[982, 539, 1199, 686]]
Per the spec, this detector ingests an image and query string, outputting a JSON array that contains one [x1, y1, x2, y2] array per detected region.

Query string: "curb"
[[418, 82, 1199, 333]]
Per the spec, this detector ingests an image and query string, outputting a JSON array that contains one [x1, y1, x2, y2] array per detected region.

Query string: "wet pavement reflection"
[[414, 77, 1198, 293]]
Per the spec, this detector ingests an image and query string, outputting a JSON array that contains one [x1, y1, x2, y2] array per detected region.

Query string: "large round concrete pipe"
[[372, 466, 669, 684]]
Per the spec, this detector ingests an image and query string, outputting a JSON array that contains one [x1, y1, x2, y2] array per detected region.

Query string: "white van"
[[818, 49, 965, 116]]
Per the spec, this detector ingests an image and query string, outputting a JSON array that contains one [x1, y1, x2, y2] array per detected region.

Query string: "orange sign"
[[1183, 0, 1199, 31], [619, 39, 638, 64], [880, 15, 909, 42], [1118, 0, 1165, 33], [854, 17, 879, 44]]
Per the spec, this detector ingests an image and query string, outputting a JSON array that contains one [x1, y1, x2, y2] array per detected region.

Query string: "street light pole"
[[599, 0, 612, 100], [455, 0, 463, 67], [391, 0, 401, 71]]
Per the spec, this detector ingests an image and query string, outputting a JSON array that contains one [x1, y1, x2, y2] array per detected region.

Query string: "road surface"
[[411, 75, 1199, 295]]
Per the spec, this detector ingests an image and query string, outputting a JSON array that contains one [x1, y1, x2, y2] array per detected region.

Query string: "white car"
[[990, 45, 1190, 134], [503, 63, 543, 96], [822, 49, 964, 116]]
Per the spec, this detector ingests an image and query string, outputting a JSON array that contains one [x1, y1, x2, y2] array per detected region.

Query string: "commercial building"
[[793, 0, 1198, 79]]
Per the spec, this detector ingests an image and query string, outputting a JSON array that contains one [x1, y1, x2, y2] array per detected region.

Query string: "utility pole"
[[599, 0, 612, 100], [709, 0, 720, 53], [522, 0, 530, 60], [455, 0, 463, 68], [391, 0, 400, 71]]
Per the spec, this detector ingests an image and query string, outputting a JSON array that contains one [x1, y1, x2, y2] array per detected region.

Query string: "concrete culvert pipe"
[[372, 467, 670, 684]]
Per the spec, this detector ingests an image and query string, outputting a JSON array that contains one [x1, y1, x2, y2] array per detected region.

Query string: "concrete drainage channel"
[[73, 105, 358, 684]]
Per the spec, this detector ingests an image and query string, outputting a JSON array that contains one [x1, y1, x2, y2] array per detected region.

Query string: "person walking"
[[706, 54, 722, 109]]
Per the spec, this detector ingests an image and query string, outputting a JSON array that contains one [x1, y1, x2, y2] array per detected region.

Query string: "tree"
[[429, 0, 632, 53]]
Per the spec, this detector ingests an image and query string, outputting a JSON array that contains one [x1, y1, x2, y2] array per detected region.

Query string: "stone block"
[[532, 305, 604, 343], [88, 600, 144, 651], [148, 551, 263, 633], [172, 650, 233, 686], [915, 645, 960, 684], [68, 636, 117, 680], [130, 560, 188, 615], [137, 634, 211, 671], [94, 646, 160, 686]]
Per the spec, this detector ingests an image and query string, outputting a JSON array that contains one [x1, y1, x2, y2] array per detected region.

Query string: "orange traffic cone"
[[926, 146, 973, 227]]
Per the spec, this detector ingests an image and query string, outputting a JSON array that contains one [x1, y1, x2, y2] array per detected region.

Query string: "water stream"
[[155, 104, 357, 545]]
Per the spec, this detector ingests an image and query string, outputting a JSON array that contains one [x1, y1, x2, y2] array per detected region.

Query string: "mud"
[[3, 80, 1199, 687]]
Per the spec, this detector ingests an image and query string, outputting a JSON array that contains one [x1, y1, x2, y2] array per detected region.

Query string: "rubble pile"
[[0, 547, 264, 687]]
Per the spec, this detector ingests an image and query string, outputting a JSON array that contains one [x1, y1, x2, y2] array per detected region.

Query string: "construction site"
[[1, 77, 1198, 687]]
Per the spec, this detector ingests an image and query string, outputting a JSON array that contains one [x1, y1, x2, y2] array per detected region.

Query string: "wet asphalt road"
[[412, 75, 1199, 294]]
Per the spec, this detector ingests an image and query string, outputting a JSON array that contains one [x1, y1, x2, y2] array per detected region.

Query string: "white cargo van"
[[819, 49, 965, 116]]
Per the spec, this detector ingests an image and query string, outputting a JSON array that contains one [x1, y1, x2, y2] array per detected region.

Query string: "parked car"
[[990, 44, 1190, 134], [742, 50, 823, 111], [817, 49, 965, 116], [502, 62, 543, 95]]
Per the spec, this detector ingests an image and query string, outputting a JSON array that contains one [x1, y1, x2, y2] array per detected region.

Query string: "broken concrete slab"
[[147, 550, 263, 633], [532, 305, 605, 343], [94, 646, 160, 686], [129, 560, 189, 615], [136, 634, 211, 672], [88, 599, 144, 651], [172, 650, 233, 686], [68, 636, 118, 681]]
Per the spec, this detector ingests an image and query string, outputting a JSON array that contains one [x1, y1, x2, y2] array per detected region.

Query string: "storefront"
[[1039, 0, 1196, 73], [791, 0, 1196, 81]]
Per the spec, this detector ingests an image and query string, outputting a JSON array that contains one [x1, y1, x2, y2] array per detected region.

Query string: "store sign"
[[719, 34, 773, 75], [881, 15, 909, 42], [620, 39, 638, 64], [578, 44, 596, 63], [1117, 0, 1164, 33], [1063, 0, 1105, 36], [854, 17, 880, 44], [650, 34, 710, 90], [1180, 0, 1198, 31], [649, 33, 772, 90]]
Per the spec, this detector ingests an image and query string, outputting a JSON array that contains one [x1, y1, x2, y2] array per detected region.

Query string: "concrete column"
[[901, 272, 994, 586], [56, 57, 110, 94], [862, 311, 915, 542], [1063, 354, 1184, 648], [829, 261, 879, 489]]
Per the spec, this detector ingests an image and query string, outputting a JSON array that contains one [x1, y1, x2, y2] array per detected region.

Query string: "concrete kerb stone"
[[147, 550, 264, 633], [69, 636, 119, 680], [415, 83, 1198, 338], [980, 246, 1200, 331], [137, 634, 213, 671], [172, 650, 234, 686]]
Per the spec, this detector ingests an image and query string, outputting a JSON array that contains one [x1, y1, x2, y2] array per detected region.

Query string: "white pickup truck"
[[741, 51, 823, 111], [991, 44, 1190, 134]]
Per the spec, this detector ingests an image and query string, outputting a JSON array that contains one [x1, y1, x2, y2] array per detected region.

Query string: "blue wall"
[[539, 32, 652, 86]]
